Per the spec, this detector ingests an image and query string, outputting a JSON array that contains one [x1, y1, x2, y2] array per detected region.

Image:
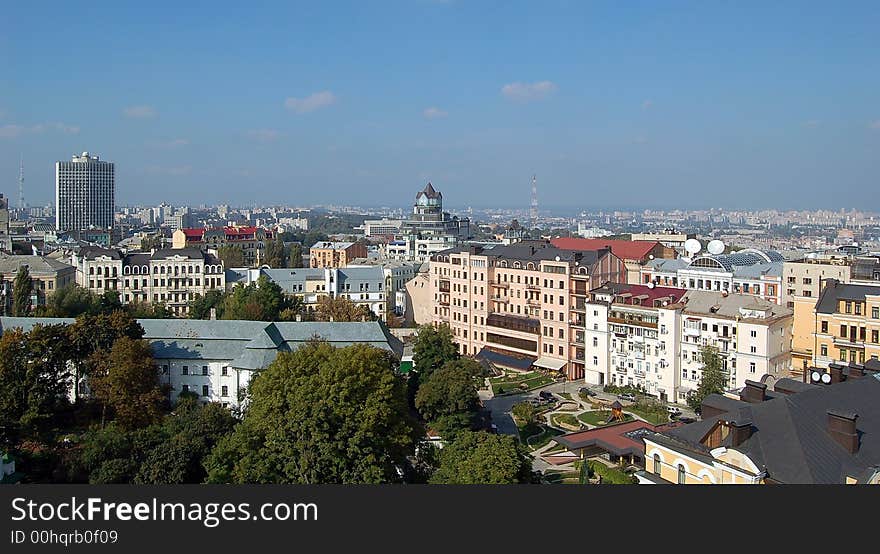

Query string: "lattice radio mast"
[[18, 155, 25, 212], [529, 174, 538, 227]]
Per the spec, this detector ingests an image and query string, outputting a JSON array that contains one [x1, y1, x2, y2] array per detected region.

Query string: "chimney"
[[828, 364, 844, 384], [827, 410, 859, 453], [728, 418, 753, 447], [295, 314, 302, 322], [740, 380, 767, 403]]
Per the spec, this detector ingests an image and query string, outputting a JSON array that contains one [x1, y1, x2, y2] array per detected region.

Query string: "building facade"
[[641, 248, 785, 305], [55, 152, 115, 232], [551, 237, 677, 284], [0, 254, 76, 315], [811, 280, 880, 369], [0, 194, 11, 253], [72, 247, 225, 316], [309, 241, 368, 269], [428, 240, 627, 380], [173, 226, 275, 267], [386, 183, 471, 262]]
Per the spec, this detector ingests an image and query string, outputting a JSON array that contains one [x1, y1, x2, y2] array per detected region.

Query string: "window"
[[821, 344, 828, 357], [221, 385, 228, 397], [821, 321, 828, 333], [593, 337, 598, 347], [750, 330, 757, 338], [593, 356, 598, 366], [558, 345, 563, 356], [654, 455, 661, 474], [181, 385, 189, 393], [749, 362, 756, 373], [845, 302, 852, 314], [871, 306, 880, 319], [750, 346, 757, 353], [855, 303, 862, 316], [202, 385, 209, 397], [678, 465, 686, 484], [182, 366, 188, 375]]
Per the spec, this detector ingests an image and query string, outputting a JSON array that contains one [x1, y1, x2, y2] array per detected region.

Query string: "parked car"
[[677, 417, 696, 424], [618, 393, 637, 402], [667, 406, 682, 416], [539, 390, 555, 401], [578, 387, 597, 397]]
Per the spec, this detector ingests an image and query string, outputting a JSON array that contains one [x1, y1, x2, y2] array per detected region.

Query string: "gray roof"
[[0, 317, 404, 370], [679, 290, 792, 321], [151, 247, 213, 261], [648, 375, 880, 483], [816, 279, 880, 314], [0, 254, 74, 276]]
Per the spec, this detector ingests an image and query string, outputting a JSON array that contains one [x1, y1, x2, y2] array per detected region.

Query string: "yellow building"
[[811, 280, 880, 368], [640, 377, 880, 484]]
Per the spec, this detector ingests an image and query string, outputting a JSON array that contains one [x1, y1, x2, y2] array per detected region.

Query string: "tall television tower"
[[18, 155, 24, 212], [529, 174, 538, 227]]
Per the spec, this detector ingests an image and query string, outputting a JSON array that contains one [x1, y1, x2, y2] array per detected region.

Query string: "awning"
[[533, 357, 567, 371]]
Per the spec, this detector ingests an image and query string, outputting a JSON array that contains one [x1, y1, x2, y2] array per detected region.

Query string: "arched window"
[[653, 454, 661, 475], [677, 465, 686, 484]]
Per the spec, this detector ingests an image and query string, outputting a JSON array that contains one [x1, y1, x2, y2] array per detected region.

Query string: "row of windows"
[[161, 364, 230, 377]]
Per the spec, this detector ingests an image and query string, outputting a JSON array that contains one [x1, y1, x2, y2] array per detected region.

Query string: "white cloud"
[[0, 121, 79, 138], [501, 81, 558, 102], [245, 129, 281, 142], [124, 105, 157, 118], [642, 100, 654, 110], [869, 120, 880, 130], [284, 91, 337, 114], [423, 107, 448, 119]]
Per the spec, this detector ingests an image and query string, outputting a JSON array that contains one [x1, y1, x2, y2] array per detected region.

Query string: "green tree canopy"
[[511, 402, 537, 426], [89, 337, 165, 430], [312, 295, 374, 322], [415, 361, 480, 428], [12, 265, 33, 316], [687, 345, 728, 412], [412, 324, 459, 379], [429, 430, 534, 484], [35, 284, 99, 318], [264, 235, 286, 268], [187, 290, 226, 320], [204, 342, 421, 483], [287, 243, 304, 268], [217, 245, 245, 268]]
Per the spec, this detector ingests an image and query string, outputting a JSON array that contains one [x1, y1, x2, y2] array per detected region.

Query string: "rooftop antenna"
[[529, 174, 538, 227], [18, 155, 24, 212]]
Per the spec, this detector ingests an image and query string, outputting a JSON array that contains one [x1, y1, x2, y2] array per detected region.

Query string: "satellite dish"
[[821, 373, 831, 384], [647, 282, 655, 289], [648, 254, 654, 260], [684, 239, 702, 255], [810, 371, 821, 383], [555, 256, 560, 261], [707, 240, 725, 255]]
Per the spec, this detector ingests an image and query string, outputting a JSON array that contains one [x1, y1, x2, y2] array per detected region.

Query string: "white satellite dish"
[[647, 282, 655, 289], [810, 371, 821, 383], [684, 239, 702, 255], [707, 240, 725, 255], [821, 373, 831, 384]]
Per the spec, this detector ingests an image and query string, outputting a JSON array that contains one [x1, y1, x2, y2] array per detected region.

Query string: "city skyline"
[[1, 1, 879, 209]]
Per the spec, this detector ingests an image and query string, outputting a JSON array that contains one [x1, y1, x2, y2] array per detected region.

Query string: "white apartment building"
[[56, 152, 115, 232], [226, 266, 388, 320], [72, 246, 226, 316], [583, 285, 792, 404]]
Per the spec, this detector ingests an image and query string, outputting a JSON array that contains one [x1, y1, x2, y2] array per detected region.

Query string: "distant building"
[[0, 254, 76, 315], [55, 152, 115, 232], [72, 247, 225, 316], [309, 241, 368, 269], [226, 266, 387, 321], [551, 237, 676, 284], [641, 248, 785, 305], [0, 194, 11, 253], [404, 264, 432, 326], [362, 218, 404, 238], [811, 279, 880, 370], [641, 376, 880, 484], [172, 225, 275, 267], [388, 183, 471, 262], [632, 229, 695, 256], [0, 317, 403, 410]]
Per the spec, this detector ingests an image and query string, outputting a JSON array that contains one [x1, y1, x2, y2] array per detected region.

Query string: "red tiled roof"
[[550, 237, 661, 261], [603, 283, 687, 306], [181, 228, 204, 238], [554, 419, 685, 456]]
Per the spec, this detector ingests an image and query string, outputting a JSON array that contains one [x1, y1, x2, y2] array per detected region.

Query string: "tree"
[[264, 236, 286, 268], [98, 290, 123, 314], [140, 235, 164, 251], [35, 284, 99, 318], [415, 361, 480, 428], [412, 324, 459, 380], [12, 265, 33, 316], [511, 402, 537, 426], [287, 243, 304, 268], [89, 337, 164, 429], [187, 290, 225, 320], [67, 312, 145, 403], [204, 342, 421, 483], [0, 325, 72, 434], [429, 431, 534, 484], [220, 276, 291, 321], [687, 345, 728, 412], [312, 295, 373, 322], [217, 245, 245, 268]]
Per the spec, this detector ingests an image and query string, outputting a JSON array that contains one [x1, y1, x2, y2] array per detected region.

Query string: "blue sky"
[[1, 0, 878, 210]]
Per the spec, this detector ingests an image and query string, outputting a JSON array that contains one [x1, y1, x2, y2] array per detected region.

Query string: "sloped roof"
[[550, 237, 661, 261], [416, 182, 442, 200], [816, 279, 880, 314]]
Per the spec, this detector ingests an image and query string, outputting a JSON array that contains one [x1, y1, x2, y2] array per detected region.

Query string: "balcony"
[[684, 326, 701, 337], [438, 299, 450, 306], [833, 336, 865, 348], [492, 296, 509, 303], [526, 298, 541, 306], [491, 281, 510, 289], [572, 288, 588, 296], [526, 284, 541, 291]]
